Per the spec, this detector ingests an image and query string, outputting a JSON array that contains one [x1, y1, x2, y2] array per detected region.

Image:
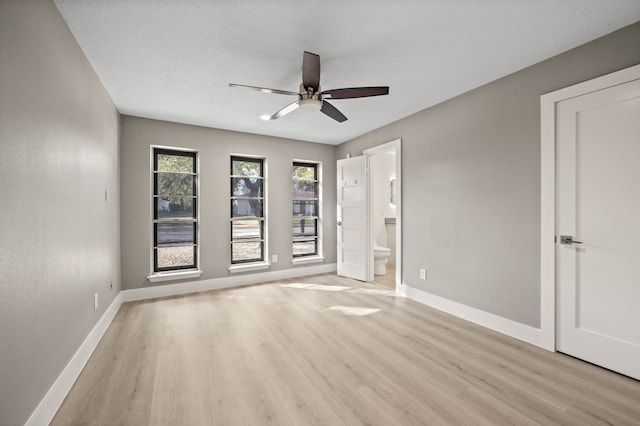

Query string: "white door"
[[556, 77, 640, 379], [337, 156, 367, 281]]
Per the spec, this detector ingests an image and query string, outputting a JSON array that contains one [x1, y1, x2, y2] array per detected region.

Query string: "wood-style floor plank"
[[52, 273, 640, 425]]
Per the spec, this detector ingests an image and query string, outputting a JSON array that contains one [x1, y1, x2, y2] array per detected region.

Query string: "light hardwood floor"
[[372, 264, 396, 288], [52, 273, 640, 425]]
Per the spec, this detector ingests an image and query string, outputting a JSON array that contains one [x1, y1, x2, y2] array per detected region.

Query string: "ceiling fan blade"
[[229, 83, 298, 96], [320, 100, 347, 122], [269, 101, 300, 120], [321, 86, 389, 99], [302, 51, 320, 93]]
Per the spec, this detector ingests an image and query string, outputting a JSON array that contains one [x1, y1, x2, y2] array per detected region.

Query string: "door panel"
[[556, 78, 640, 379], [337, 156, 367, 281]]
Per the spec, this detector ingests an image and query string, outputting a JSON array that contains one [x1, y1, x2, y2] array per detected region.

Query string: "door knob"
[[337, 221, 342, 226], [560, 235, 583, 245]]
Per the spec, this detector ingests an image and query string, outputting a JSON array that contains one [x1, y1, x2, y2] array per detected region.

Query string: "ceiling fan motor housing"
[[298, 84, 322, 111]]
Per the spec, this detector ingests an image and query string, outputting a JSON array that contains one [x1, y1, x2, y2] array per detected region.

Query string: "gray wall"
[[337, 22, 640, 328], [0, 1, 121, 425], [120, 116, 336, 290]]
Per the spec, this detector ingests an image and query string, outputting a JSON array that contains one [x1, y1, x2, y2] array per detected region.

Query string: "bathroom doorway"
[[364, 139, 402, 294]]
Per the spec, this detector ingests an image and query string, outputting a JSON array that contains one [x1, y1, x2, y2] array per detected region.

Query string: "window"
[[230, 156, 265, 264], [292, 162, 319, 257], [152, 148, 198, 272]]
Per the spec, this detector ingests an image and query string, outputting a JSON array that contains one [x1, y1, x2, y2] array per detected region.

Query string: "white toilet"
[[373, 216, 392, 275], [373, 244, 391, 275]]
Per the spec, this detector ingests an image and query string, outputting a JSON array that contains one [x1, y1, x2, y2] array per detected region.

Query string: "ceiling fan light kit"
[[298, 98, 322, 112], [230, 51, 389, 123]]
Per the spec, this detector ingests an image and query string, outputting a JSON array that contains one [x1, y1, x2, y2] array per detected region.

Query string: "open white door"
[[556, 76, 640, 380], [337, 156, 367, 281]]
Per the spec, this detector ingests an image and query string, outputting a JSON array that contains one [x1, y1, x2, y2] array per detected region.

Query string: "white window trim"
[[228, 262, 270, 274], [292, 159, 322, 260], [149, 145, 200, 276], [229, 154, 268, 267], [291, 255, 325, 265], [147, 270, 203, 283]]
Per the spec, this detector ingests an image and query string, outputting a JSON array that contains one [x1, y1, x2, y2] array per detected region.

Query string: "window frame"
[[230, 155, 266, 265], [151, 147, 199, 274], [292, 161, 321, 259]]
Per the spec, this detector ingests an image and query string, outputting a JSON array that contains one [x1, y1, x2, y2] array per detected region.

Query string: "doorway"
[[364, 139, 403, 294], [541, 64, 640, 379]]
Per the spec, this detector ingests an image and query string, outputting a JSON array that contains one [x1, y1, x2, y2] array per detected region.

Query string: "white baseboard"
[[122, 263, 337, 302], [405, 285, 542, 348], [25, 292, 123, 426]]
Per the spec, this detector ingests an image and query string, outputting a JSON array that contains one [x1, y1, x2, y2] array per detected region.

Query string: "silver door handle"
[[560, 235, 583, 245]]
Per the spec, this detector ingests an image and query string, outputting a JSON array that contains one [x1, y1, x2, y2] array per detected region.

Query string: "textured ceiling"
[[53, 1, 640, 145]]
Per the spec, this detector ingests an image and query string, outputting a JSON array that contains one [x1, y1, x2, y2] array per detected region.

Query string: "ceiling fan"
[[229, 51, 389, 122]]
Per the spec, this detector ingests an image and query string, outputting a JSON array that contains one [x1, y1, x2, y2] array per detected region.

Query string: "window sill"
[[291, 256, 325, 265], [147, 270, 203, 283], [228, 262, 270, 274]]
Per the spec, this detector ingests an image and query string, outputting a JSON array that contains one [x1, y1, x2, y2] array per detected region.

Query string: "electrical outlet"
[[94, 293, 99, 310], [272, 254, 278, 263], [419, 269, 426, 280]]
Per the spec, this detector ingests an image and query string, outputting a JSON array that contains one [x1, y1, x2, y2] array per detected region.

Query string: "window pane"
[[232, 159, 262, 176], [156, 246, 195, 269], [292, 162, 318, 258], [231, 177, 262, 198], [232, 219, 261, 240], [156, 196, 194, 219], [292, 165, 315, 180], [153, 148, 197, 273], [156, 222, 195, 246], [292, 180, 317, 198], [293, 240, 316, 256], [231, 199, 263, 218], [230, 156, 265, 265], [157, 173, 195, 196], [293, 218, 316, 237], [157, 153, 194, 173], [293, 200, 317, 216], [232, 242, 262, 263]]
